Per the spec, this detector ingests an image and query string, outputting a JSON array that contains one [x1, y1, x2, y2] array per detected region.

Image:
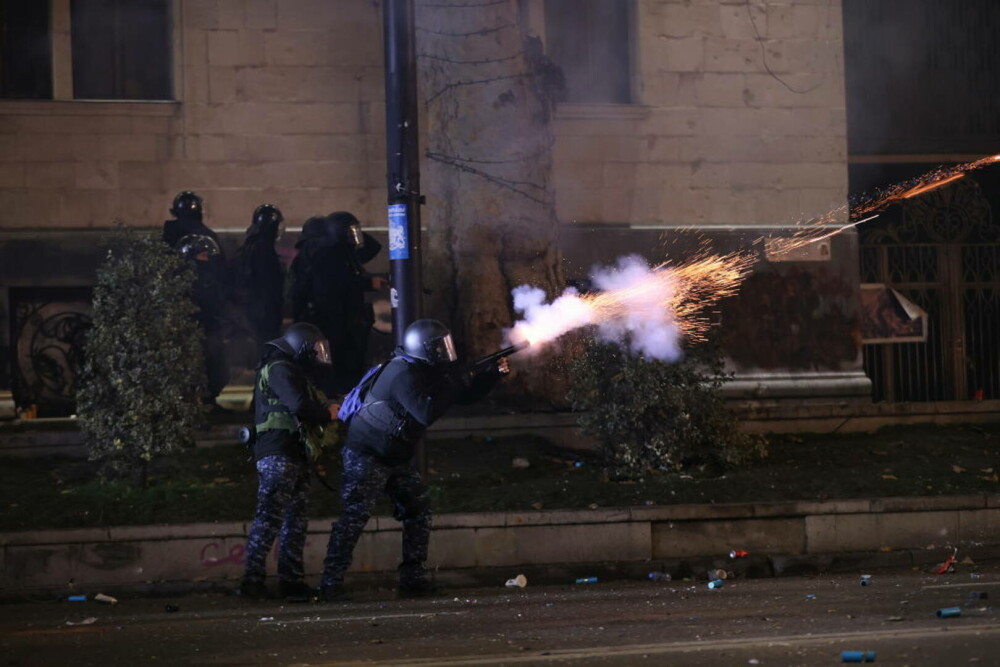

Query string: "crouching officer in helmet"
[[239, 322, 340, 601], [318, 319, 509, 601]]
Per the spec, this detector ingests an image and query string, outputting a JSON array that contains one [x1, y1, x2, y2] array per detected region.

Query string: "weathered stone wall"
[[553, 0, 847, 226], [0, 0, 846, 231], [0, 0, 386, 231]]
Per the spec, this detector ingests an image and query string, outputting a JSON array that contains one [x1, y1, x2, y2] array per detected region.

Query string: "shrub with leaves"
[[568, 337, 766, 480], [76, 225, 206, 486]]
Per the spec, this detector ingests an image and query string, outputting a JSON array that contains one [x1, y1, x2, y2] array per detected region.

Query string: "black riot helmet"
[[171, 191, 204, 221], [326, 211, 365, 248], [177, 234, 221, 261], [401, 319, 458, 365], [266, 322, 332, 366], [252, 203, 283, 229]]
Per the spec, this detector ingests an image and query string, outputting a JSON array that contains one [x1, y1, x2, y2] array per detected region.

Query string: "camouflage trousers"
[[320, 447, 432, 588], [243, 454, 310, 585]]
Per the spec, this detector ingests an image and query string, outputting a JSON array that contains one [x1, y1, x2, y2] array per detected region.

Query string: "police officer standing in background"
[[234, 204, 285, 351], [290, 211, 386, 396], [165, 191, 233, 409], [318, 319, 509, 600], [240, 322, 339, 601], [177, 232, 232, 410], [163, 191, 219, 249]]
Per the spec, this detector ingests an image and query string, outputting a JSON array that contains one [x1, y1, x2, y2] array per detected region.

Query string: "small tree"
[[77, 224, 206, 486], [568, 337, 766, 481]]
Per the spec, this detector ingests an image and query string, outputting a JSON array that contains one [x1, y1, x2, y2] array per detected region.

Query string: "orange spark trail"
[[511, 153, 1000, 354]]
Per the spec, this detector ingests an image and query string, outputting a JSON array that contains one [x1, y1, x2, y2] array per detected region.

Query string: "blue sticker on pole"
[[388, 204, 409, 260]]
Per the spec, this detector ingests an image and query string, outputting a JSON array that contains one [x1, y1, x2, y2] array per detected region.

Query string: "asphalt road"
[[2, 569, 999, 666]]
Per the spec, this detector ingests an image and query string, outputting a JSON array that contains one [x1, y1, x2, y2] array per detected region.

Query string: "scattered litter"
[[840, 650, 876, 662], [730, 549, 749, 559], [648, 572, 671, 582], [748, 660, 760, 665], [936, 606, 961, 618], [575, 577, 598, 584], [587, 503, 599, 510], [531, 502, 544, 510], [370, 639, 384, 644], [860, 574, 872, 586], [66, 617, 97, 626], [65, 595, 88, 602], [164, 605, 179, 613], [644, 500, 655, 506], [93, 593, 118, 605], [710, 569, 728, 580], [505, 574, 528, 589], [259, 616, 274, 621], [512, 457, 530, 469], [707, 580, 724, 589], [544, 602, 554, 607], [887, 616, 905, 622], [961, 556, 976, 566], [573, 461, 585, 468], [934, 550, 958, 574], [805, 594, 816, 600], [968, 592, 989, 600], [971, 573, 984, 579]]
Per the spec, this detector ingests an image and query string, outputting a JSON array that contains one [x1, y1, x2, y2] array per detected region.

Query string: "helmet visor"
[[313, 340, 332, 365], [348, 225, 364, 248], [427, 334, 458, 364]]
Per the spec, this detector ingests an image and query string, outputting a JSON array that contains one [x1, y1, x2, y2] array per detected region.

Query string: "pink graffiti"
[[198, 539, 313, 567], [200, 542, 245, 567]]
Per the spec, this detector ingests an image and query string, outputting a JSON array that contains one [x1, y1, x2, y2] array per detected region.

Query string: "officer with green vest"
[[239, 322, 339, 600]]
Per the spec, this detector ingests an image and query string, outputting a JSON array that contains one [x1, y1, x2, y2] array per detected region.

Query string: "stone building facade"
[[0, 0, 861, 414]]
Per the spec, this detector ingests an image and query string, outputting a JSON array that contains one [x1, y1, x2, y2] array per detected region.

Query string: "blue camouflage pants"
[[320, 447, 432, 588], [243, 454, 310, 585]]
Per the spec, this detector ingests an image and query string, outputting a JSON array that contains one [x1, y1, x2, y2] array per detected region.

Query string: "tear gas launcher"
[[471, 342, 529, 374]]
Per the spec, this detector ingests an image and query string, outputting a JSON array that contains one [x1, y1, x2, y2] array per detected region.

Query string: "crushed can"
[[729, 549, 749, 559], [860, 574, 872, 586]]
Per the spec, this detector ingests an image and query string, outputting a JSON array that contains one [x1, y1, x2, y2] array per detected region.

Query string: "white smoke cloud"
[[509, 255, 683, 362]]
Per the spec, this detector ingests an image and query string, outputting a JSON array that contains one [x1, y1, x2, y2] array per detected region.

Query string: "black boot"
[[398, 577, 438, 599], [237, 579, 270, 600], [279, 580, 314, 602], [318, 583, 352, 602]]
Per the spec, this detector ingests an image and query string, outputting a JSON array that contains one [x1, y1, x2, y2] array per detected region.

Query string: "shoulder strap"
[[258, 360, 296, 414]]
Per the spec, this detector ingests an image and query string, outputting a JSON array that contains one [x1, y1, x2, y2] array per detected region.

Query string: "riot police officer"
[[318, 319, 508, 600], [177, 233, 231, 408], [290, 211, 385, 395], [163, 191, 219, 248], [240, 322, 339, 601], [234, 204, 285, 350]]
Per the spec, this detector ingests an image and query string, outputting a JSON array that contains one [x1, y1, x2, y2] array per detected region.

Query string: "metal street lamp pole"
[[383, 0, 423, 345]]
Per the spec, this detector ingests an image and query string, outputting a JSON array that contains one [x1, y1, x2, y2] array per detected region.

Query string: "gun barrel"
[[473, 341, 529, 369]]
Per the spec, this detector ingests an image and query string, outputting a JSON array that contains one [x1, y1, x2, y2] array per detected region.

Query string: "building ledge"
[[0, 99, 180, 117]]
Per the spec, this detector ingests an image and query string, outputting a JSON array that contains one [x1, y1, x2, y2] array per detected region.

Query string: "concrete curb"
[[3, 495, 999, 597]]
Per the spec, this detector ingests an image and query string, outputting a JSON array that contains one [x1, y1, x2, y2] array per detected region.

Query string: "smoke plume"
[[509, 255, 683, 362]]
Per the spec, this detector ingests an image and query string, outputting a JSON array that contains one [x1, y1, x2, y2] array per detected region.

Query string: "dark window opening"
[[843, 0, 1000, 154], [0, 0, 53, 99], [545, 0, 631, 104], [71, 0, 171, 100]]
